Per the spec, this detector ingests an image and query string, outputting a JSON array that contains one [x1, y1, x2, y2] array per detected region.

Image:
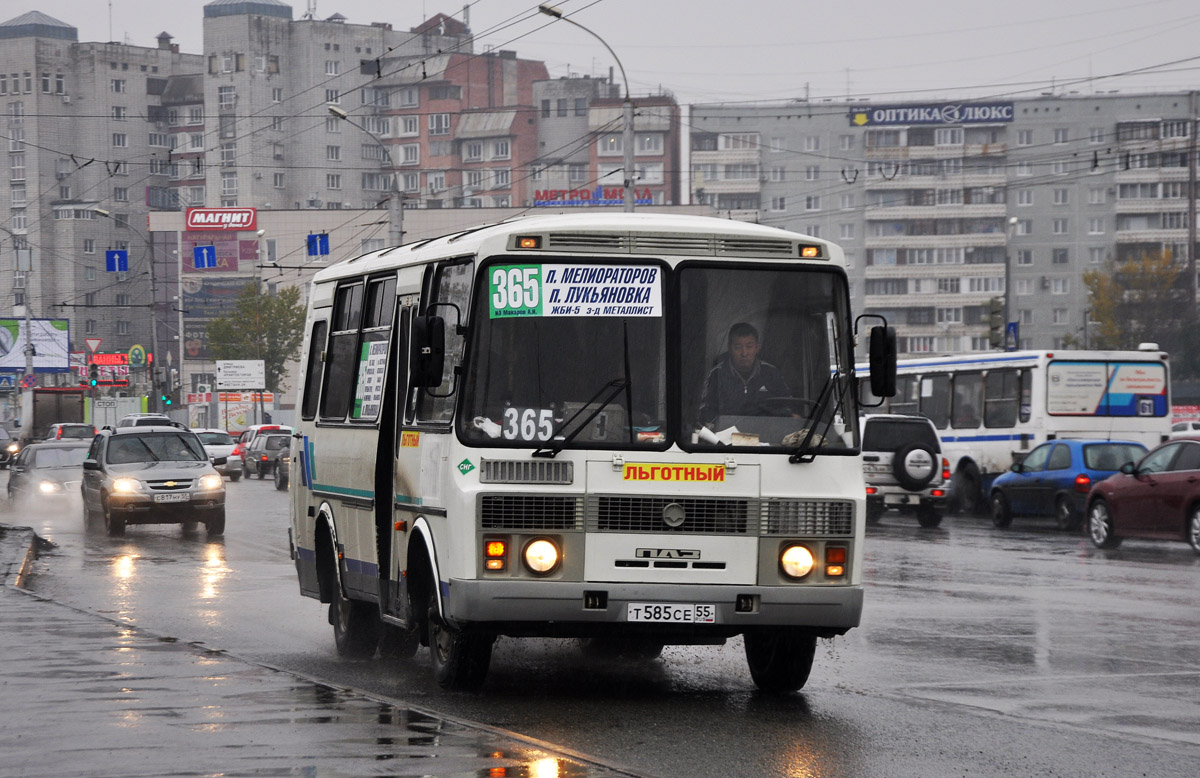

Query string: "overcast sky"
[[19, 0, 1200, 105]]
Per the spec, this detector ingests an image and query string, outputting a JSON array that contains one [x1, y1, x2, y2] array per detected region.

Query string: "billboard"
[[0, 319, 71, 373], [848, 102, 1014, 127], [185, 207, 257, 231]]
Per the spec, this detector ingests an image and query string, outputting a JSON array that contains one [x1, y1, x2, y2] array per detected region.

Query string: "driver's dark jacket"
[[698, 358, 791, 425]]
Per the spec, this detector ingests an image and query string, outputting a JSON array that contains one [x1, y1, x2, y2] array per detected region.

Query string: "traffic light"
[[161, 390, 172, 406], [88, 363, 99, 387], [988, 297, 1004, 349]]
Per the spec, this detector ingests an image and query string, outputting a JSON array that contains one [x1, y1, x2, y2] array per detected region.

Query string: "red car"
[[1086, 436, 1200, 553]]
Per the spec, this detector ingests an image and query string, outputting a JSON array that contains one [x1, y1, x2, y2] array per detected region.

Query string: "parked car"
[[81, 425, 227, 538], [6, 440, 91, 505], [193, 428, 239, 480], [1169, 421, 1200, 439], [990, 439, 1147, 530], [244, 433, 291, 481], [116, 413, 175, 428], [45, 423, 97, 441], [0, 426, 16, 468], [1086, 437, 1200, 553], [861, 414, 950, 527], [232, 424, 292, 476]]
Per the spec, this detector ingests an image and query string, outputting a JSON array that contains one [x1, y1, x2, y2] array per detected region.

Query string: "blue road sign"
[[105, 250, 129, 272], [1005, 321, 1020, 352], [307, 234, 330, 256], [193, 245, 217, 269], [0, 375, 14, 389]]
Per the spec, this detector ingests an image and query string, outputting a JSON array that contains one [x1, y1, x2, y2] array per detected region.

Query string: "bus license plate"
[[627, 603, 716, 624], [153, 493, 190, 503]]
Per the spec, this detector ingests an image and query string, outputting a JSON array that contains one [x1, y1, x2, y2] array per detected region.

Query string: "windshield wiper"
[[533, 377, 628, 459], [787, 371, 846, 464], [132, 438, 161, 462]]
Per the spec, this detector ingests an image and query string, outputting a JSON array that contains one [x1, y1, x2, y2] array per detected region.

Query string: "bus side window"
[[1019, 370, 1032, 423], [320, 282, 364, 421], [890, 375, 920, 416], [952, 372, 982, 429], [414, 259, 472, 425], [984, 369, 1018, 428], [350, 276, 397, 422], [300, 320, 328, 421], [920, 375, 950, 429]]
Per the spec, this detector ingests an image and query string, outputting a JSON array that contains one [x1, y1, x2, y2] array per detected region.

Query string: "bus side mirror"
[[410, 314, 446, 388], [868, 325, 896, 398]]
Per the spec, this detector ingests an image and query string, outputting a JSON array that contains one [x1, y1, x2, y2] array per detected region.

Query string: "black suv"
[[243, 433, 291, 483], [81, 425, 227, 537]]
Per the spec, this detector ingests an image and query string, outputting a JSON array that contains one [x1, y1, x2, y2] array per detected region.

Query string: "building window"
[[273, 172, 285, 188], [1088, 187, 1106, 205], [1053, 308, 1069, 325], [111, 79, 125, 93], [934, 127, 963, 145], [113, 187, 128, 202], [272, 87, 283, 102], [326, 145, 341, 161], [217, 85, 236, 109], [769, 197, 787, 212], [804, 165, 820, 181], [112, 106, 126, 120], [1017, 189, 1033, 206], [327, 174, 341, 189], [839, 134, 855, 151], [492, 139, 510, 159], [1017, 129, 1033, 145], [1016, 219, 1032, 236], [804, 195, 820, 211], [1017, 161, 1033, 176], [492, 168, 511, 189], [1052, 248, 1069, 264], [83, 238, 95, 254], [429, 113, 450, 135], [270, 116, 283, 131], [598, 133, 623, 155], [1089, 127, 1105, 143], [936, 307, 962, 323], [540, 99, 550, 118], [1088, 217, 1105, 234], [325, 88, 340, 105], [400, 116, 418, 136], [569, 164, 587, 183], [1052, 218, 1069, 235], [221, 143, 236, 164], [221, 171, 237, 196], [804, 136, 820, 151], [325, 117, 341, 133], [1051, 278, 1070, 295], [325, 61, 340, 75], [1089, 247, 1106, 264], [1052, 159, 1068, 175], [769, 166, 786, 182], [1016, 279, 1033, 295], [1053, 128, 1068, 144], [1053, 188, 1069, 205], [636, 133, 663, 154], [840, 193, 855, 210], [112, 133, 127, 147], [401, 144, 419, 164], [839, 223, 855, 240], [804, 225, 820, 238], [574, 97, 587, 116], [1016, 249, 1033, 265], [464, 142, 482, 161], [189, 107, 203, 123], [719, 133, 759, 150]]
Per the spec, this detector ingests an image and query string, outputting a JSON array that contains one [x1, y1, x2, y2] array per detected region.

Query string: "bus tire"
[[1088, 499, 1121, 549], [951, 465, 981, 516], [324, 542, 380, 658], [427, 590, 493, 691], [379, 622, 421, 660], [743, 628, 817, 693], [990, 492, 1012, 528]]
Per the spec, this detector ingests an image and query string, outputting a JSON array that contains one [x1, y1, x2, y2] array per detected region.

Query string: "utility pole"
[[328, 106, 404, 245], [1188, 91, 1197, 305], [1, 226, 34, 428], [538, 4, 636, 212]]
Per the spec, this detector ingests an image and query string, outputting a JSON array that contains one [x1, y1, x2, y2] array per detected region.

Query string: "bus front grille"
[[587, 496, 754, 534], [480, 459, 574, 485], [761, 499, 855, 536], [479, 494, 582, 530]]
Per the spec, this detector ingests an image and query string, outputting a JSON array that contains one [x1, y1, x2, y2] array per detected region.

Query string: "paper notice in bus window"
[[1047, 361, 1107, 414], [1046, 360, 1167, 416], [489, 264, 662, 318], [351, 340, 389, 420], [921, 378, 933, 398], [1105, 362, 1167, 417]]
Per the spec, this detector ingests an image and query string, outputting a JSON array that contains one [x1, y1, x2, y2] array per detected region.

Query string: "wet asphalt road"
[[10, 476, 1200, 778]]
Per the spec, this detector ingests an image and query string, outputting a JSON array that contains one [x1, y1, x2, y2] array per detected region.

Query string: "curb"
[[0, 523, 40, 589]]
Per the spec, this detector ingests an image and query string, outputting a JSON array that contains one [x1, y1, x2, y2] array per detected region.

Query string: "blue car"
[[990, 439, 1147, 530]]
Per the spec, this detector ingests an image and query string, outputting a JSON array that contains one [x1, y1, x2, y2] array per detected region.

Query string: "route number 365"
[[503, 407, 554, 441], [491, 266, 539, 310]]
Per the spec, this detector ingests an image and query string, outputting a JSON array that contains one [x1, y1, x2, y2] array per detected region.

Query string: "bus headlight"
[[111, 477, 142, 493], [523, 538, 560, 575], [780, 544, 814, 579]]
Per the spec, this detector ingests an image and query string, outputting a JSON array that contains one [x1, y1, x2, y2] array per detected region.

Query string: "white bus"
[[287, 213, 895, 692], [858, 348, 1171, 513]]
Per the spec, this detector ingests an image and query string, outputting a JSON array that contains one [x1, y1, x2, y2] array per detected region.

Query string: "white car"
[[193, 428, 240, 480], [860, 414, 950, 528], [1169, 421, 1200, 439]]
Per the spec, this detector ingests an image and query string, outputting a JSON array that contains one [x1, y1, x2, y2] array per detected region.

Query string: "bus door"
[[293, 316, 328, 597]]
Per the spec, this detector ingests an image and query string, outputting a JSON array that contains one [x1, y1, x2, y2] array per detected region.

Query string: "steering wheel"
[[745, 396, 818, 417]]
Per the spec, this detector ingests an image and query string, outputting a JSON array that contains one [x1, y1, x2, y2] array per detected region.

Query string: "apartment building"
[[0, 11, 204, 385], [691, 94, 1199, 355]]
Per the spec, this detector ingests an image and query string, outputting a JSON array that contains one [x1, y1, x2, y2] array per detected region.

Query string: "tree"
[[1082, 249, 1200, 378], [206, 284, 306, 393]]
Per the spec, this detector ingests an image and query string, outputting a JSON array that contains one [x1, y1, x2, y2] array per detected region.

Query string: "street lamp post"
[[328, 105, 404, 246], [93, 208, 163, 410], [538, 3, 636, 213]]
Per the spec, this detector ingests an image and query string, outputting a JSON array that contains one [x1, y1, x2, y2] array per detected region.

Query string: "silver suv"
[[861, 414, 948, 528]]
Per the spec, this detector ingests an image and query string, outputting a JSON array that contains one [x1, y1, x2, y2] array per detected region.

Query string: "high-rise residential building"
[[691, 94, 1199, 355], [0, 10, 203, 399]]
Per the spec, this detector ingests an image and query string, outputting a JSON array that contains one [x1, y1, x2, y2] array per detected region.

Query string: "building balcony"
[[863, 173, 1007, 190], [691, 148, 761, 166], [863, 263, 1003, 279], [699, 178, 762, 195], [864, 143, 1006, 159], [864, 233, 1009, 250], [863, 292, 1001, 309], [1113, 167, 1190, 183], [1114, 228, 1188, 244], [1112, 199, 1191, 215], [864, 203, 1006, 220]]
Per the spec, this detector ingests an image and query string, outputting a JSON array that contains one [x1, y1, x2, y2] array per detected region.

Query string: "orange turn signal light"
[[800, 246, 820, 258], [517, 236, 541, 249], [825, 565, 845, 577], [825, 546, 847, 565], [486, 540, 507, 557]]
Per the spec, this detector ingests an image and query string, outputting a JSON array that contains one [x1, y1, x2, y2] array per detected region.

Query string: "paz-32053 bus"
[[287, 213, 895, 691]]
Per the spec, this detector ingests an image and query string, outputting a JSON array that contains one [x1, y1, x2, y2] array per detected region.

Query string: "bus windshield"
[[460, 259, 668, 449], [458, 259, 856, 453]]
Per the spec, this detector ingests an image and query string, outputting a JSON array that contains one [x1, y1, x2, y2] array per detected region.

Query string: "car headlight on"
[[111, 477, 142, 493], [198, 474, 224, 491], [523, 538, 560, 575], [6, 443, 17, 454], [38, 480, 63, 494], [780, 544, 815, 579]]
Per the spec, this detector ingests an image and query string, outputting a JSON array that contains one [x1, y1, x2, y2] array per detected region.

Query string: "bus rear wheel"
[[743, 628, 817, 693], [427, 590, 493, 691], [324, 542, 380, 658]]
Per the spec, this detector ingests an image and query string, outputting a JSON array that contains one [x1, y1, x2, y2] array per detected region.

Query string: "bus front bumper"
[[442, 579, 863, 638]]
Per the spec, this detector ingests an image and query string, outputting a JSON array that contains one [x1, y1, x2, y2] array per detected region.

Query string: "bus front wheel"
[[743, 628, 817, 693], [427, 591, 493, 691]]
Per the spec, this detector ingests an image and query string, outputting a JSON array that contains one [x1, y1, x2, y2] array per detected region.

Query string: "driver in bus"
[[698, 322, 792, 427]]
